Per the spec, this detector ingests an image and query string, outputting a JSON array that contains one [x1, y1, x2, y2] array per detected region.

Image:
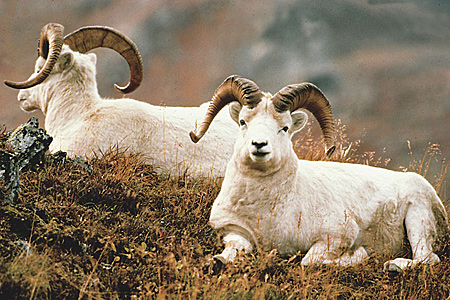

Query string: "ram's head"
[[4, 23, 143, 111], [190, 75, 336, 171]]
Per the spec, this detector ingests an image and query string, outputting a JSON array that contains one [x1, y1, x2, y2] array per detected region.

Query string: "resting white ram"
[[190, 75, 448, 271], [5, 23, 237, 177]]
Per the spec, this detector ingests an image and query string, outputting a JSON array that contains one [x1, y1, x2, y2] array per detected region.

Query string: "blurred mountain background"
[[1, 0, 449, 181]]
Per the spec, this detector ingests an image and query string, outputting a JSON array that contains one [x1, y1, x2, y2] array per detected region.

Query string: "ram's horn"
[[4, 23, 65, 89], [189, 75, 263, 143], [64, 26, 143, 93], [272, 83, 336, 157]]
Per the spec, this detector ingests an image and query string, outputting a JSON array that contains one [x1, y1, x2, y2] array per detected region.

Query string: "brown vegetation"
[[0, 122, 449, 299]]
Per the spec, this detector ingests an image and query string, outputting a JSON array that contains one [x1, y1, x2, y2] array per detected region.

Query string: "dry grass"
[[0, 121, 449, 299]]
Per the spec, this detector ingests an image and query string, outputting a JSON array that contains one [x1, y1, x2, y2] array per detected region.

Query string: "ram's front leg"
[[301, 239, 368, 267], [214, 232, 253, 264]]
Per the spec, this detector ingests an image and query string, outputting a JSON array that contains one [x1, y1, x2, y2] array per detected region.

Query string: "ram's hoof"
[[383, 261, 403, 273], [211, 255, 226, 274]]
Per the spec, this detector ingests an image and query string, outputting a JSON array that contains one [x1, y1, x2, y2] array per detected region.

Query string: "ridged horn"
[[272, 83, 336, 157], [190, 75, 263, 143], [4, 23, 64, 89], [64, 26, 143, 93]]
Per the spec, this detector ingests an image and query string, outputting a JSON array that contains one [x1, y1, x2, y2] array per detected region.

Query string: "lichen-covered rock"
[[8, 117, 53, 165], [0, 117, 52, 203], [47, 151, 93, 174]]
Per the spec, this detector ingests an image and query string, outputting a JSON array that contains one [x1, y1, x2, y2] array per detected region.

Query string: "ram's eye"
[[239, 119, 246, 126], [282, 126, 289, 132]]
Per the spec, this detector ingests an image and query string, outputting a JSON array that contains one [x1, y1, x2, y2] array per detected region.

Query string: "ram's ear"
[[58, 52, 74, 71], [290, 111, 308, 134], [229, 102, 242, 124], [87, 52, 97, 65]]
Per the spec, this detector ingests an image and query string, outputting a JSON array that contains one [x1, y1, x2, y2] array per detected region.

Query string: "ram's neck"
[[223, 151, 299, 195], [43, 80, 101, 137]]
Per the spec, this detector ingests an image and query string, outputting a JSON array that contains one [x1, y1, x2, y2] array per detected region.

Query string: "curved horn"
[[64, 26, 143, 94], [272, 83, 336, 157], [4, 23, 64, 89], [190, 75, 263, 143]]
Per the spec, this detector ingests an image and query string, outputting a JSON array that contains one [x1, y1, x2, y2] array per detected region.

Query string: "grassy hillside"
[[0, 123, 449, 299]]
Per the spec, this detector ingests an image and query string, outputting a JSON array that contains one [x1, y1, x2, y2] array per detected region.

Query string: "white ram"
[[190, 75, 448, 271], [5, 23, 237, 177]]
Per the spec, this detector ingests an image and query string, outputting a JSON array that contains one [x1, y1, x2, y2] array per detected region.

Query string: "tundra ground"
[[0, 122, 449, 299]]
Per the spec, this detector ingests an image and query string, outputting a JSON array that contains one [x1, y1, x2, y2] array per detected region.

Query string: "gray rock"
[[0, 117, 52, 203]]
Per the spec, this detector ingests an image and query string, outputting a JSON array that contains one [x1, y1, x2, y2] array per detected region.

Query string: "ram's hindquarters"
[[432, 198, 450, 252]]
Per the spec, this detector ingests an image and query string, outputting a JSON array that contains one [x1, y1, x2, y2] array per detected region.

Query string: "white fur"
[[210, 94, 448, 271], [17, 45, 237, 177]]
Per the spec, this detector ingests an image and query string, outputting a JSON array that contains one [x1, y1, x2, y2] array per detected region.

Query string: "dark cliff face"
[[1, 0, 449, 171]]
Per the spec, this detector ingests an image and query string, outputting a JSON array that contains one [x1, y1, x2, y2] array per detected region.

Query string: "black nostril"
[[252, 140, 268, 149]]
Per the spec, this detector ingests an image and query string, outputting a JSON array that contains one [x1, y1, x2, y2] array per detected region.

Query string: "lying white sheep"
[[5, 23, 237, 177], [190, 75, 448, 271]]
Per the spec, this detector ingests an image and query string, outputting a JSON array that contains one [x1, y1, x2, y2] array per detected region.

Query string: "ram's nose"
[[18, 90, 30, 102], [252, 139, 268, 150], [250, 139, 271, 160]]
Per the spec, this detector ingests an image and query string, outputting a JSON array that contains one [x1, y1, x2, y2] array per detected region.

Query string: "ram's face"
[[16, 56, 47, 112], [230, 95, 308, 172]]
